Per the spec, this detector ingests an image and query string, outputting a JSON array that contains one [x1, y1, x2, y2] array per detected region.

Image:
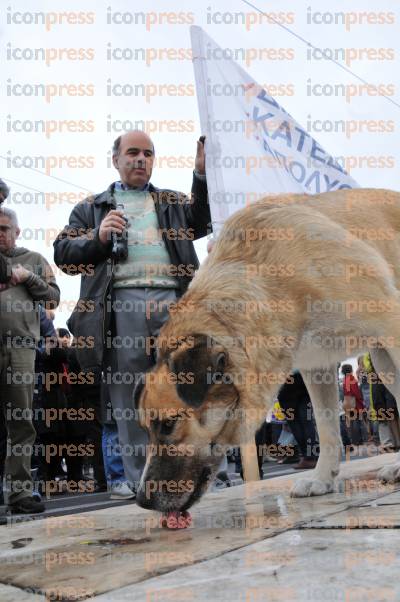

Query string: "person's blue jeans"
[[102, 423, 126, 485]]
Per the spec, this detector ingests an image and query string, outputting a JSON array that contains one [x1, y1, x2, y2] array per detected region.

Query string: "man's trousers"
[[0, 346, 36, 503], [104, 287, 177, 490]]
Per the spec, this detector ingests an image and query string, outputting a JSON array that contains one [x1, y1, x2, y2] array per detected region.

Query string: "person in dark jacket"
[[363, 354, 400, 451], [60, 331, 107, 493], [31, 306, 57, 488], [278, 371, 319, 469], [0, 179, 11, 285], [54, 130, 210, 493], [0, 183, 13, 504], [33, 324, 69, 490], [0, 179, 9, 204], [341, 363, 365, 446], [34, 327, 99, 494]]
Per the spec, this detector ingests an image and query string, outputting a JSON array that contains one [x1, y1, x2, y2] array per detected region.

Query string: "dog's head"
[[134, 333, 244, 513]]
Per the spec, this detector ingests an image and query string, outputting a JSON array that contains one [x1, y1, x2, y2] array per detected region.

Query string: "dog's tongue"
[[160, 510, 192, 529]]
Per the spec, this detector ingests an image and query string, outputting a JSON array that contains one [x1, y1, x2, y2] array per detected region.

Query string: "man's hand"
[[195, 135, 206, 175], [10, 264, 31, 285], [99, 210, 126, 245]]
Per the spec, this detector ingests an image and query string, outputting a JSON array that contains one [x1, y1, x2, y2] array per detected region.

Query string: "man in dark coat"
[[278, 371, 320, 469], [0, 179, 9, 205], [0, 178, 11, 286], [54, 131, 210, 493]]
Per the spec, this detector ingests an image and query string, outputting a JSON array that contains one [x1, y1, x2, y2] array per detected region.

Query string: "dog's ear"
[[169, 335, 229, 408]]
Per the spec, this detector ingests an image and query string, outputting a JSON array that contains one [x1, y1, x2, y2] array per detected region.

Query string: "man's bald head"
[[112, 130, 155, 189], [113, 130, 155, 157]]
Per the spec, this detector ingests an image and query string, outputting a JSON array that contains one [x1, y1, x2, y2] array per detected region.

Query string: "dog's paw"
[[290, 475, 334, 498], [377, 462, 400, 483]]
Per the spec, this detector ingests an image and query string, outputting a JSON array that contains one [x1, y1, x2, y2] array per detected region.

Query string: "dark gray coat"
[[53, 175, 211, 376]]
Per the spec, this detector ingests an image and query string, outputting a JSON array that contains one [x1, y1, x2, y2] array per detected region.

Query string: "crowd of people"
[[341, 356, 400, 452], [1, 130, 400, 515], [230, 360, 400, 482]]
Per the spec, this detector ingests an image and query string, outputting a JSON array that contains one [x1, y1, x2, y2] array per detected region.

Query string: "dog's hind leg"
[[291, 366, 341, 497], [371, 347, 400, 483]]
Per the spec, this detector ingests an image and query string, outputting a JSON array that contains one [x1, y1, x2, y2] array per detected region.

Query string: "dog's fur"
[[135, 188, 400, 512]]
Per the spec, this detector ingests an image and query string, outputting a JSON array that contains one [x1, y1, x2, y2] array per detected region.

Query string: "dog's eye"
[[160, 418, 177, 435]]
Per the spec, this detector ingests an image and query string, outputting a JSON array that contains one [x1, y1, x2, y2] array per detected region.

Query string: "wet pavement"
[[0, 453, 398, 601]]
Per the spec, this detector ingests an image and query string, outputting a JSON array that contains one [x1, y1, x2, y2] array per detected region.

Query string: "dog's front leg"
[[291, 366, 342, 497]]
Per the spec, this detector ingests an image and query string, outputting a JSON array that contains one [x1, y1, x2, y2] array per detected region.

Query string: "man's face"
[[0, 216, 18, 252], [112, 131, 155, 188], [0, 192, 6, 204]]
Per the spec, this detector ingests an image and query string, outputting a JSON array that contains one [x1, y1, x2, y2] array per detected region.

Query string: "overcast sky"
[[1, 0, 399, 331]]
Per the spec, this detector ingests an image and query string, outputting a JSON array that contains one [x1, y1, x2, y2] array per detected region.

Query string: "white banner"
[[190, 26, 358, 234]]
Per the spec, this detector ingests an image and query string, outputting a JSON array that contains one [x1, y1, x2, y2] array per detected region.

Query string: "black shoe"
[[8, 496, 45, 514], [214, 471, 232, 489], [216, 470, 230, 483]]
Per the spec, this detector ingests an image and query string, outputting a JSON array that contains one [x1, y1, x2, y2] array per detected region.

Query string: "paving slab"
[[303, 489, 400, 529], [91, 529, 400, 602], [0, 454, 397, 601]]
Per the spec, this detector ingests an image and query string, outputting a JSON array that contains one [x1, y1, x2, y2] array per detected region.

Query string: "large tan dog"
[[134, 188, 400, 513]]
